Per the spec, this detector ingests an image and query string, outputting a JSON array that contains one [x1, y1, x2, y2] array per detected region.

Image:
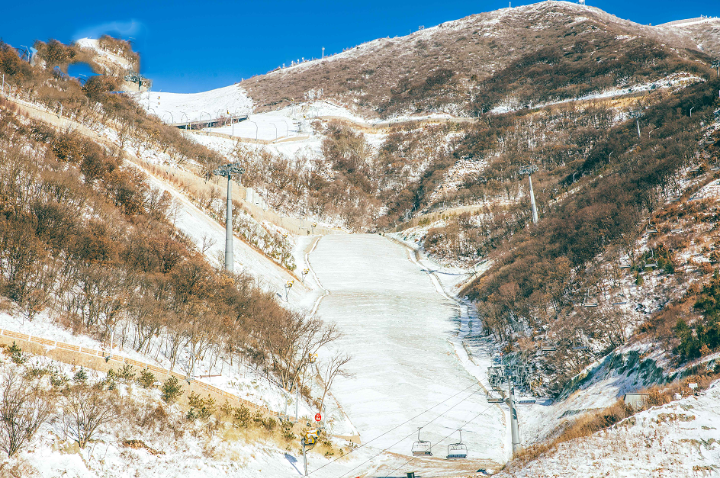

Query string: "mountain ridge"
[[241, 0, 714, 118]]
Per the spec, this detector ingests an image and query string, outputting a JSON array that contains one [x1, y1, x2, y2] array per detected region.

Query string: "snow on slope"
[[657, 15, 720, 56], [309, 235, 507, 468], [75, 38, 133, 71], [193, 129, 325, 159], [497, 379, 720, 477], [135, 164, 320, 309], [490, 72, 704, 114], [6, 356, 389, 478], [209, 113, 299, 141], [660, 16, 720, 28], [136, 84, 253, 123]]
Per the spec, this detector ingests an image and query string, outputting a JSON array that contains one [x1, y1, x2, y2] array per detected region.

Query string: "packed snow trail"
[[309, 234, 507, 466]]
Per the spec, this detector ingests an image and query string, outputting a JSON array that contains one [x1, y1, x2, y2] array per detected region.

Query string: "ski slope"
[[137, 84, 253, 123], [309, 234, 507, 469]]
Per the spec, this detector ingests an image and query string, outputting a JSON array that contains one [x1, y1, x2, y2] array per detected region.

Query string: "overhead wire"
[[329, 385, 489, 478], [379, 401, 501, 478], [308, 381, 484, 476]]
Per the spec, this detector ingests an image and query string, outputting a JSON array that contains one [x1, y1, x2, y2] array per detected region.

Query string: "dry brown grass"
[[242, 2, 707, 117], [514, 369, 720, 465]]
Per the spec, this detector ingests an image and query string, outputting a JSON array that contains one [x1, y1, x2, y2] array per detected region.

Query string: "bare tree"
[[316, 352, 352, 413], [0, 371, 53, 457], [200, 233, 217, 255], [62, 386, 116, 448], [167, 199, 182, 227], [257, 311, 342, 391]]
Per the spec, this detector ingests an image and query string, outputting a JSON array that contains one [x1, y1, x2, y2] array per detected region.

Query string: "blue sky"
[[1, 0, 718, 93]]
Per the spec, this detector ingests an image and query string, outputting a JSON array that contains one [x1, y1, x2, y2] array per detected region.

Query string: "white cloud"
[[72, 20, 144, 41]]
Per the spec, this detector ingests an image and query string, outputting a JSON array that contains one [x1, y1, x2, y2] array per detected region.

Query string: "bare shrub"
[[0, 370, 53, 457], [62, 385, 116, 448], [317, 352, 352, 412]]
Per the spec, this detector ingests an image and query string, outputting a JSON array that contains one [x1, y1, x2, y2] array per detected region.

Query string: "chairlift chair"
[[581, 288, 599, 308], [486, 392, 505, 404], [582, 295, 599, 307], [446, 430, 468, 459], [612, 288, 628, 306], [411, 427, 432, 456]]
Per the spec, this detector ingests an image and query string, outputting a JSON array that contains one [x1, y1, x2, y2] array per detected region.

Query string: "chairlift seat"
[[644, 263, 658, 268], [613, 301, 628, 306], [583, 303, 599, 308], [447, 443, 468, 459], [412, 428, 432, 456], [619, 264, 632, 269], [411, 440, 432, 456], [487, 396, 505, 404], [541, 346, 556, 352]]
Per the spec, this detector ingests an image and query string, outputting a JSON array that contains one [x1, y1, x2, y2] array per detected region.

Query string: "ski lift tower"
[[519, 165, 539, 224], [486, 358, 523, 457], [213, 163, 245, 272], [712, 59, 719, 77]]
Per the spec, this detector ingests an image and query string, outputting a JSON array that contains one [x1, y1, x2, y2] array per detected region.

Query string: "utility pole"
[[212, 163, 245, 272], [302, 438, 308, 476], [519, 165, 539, 224]]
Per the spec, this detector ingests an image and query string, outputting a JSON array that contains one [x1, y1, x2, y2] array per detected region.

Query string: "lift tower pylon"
[[213, 163, 245, 272]]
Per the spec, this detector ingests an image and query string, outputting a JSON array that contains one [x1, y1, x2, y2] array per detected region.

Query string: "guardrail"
[[0, 328, 276, 417]]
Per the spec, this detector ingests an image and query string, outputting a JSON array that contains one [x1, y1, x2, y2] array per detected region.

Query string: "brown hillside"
[[241, 1, 708, 118]]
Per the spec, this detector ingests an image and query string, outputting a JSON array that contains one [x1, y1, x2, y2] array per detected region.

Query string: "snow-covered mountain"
[[1, 1, 720, 476]]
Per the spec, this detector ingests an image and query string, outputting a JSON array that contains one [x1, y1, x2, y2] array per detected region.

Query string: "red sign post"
[[314, 413, 322, 422]]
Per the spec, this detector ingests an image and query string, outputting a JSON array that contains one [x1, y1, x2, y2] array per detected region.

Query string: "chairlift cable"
[[334, 391, 482, 478], [380, 402, 499, 478], [309, 382, 482, 476]]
